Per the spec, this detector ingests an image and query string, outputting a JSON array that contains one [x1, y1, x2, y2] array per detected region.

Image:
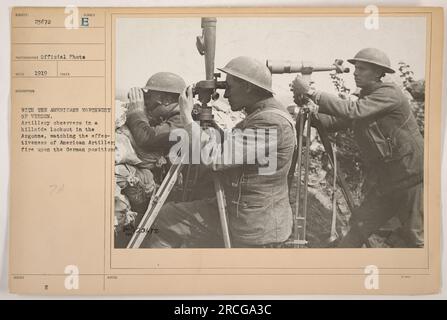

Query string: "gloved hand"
[[290, 74, 311, 95]]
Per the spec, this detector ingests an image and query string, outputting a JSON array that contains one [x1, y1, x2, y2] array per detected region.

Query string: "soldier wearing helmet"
[[292, 48, 424, 248], [126, 72, 186, 153], [141, 56, 297, 248]]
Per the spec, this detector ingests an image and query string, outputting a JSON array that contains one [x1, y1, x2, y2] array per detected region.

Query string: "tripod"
[[285, 96, 356, 248], [285, 108, 311, 247], [126, 107, 231, 249]]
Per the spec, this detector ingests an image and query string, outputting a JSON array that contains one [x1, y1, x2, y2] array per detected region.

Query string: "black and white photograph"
[[113, 16, 426, 249]]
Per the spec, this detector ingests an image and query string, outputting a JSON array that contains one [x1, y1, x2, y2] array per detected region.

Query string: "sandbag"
[[115, 131, 142, 165], [118, 125, 167, 169], [114, 185, 137, 232], [115, 100, 128, 129], [115, 164, 155, 213]]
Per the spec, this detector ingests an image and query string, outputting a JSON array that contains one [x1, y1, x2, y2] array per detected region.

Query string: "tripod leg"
[[301, 113, 312, 247], [313, 117, 355, 214], [127, 152, 186, 248], [292, 111, 305, 244], [213, 174, 231, 248], [329, 144, 339, 242], [182, 164, 192, 201], [182, 164, 202, 201]]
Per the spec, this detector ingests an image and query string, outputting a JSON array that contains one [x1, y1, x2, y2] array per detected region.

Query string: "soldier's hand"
[[128, 87, 145, 113], [304, 99, 319, 114], [290, 74, 310, 95], [179, 85, 194, 126]]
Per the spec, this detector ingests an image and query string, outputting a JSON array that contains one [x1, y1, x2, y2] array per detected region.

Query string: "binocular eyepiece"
[[191, 80, 227, 94], [191, 80, 227, 102], [215, 80, 227, 90]]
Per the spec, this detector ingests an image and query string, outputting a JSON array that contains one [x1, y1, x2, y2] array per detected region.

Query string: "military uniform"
[[313, 81, 424, 247], [142, 97, 296, 248], [125, 72, 186, 154], [126, 103, 183, 154]]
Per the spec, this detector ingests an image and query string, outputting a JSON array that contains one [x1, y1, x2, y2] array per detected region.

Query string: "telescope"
[[266, 59, 350, 78], [191, 17, 232, 248], [193, 17, 227, 125]]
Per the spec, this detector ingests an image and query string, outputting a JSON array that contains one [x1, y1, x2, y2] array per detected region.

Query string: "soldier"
[[141, 56, 297, 248], [126, 72, 186, 153], [291, 48, 424, 248]]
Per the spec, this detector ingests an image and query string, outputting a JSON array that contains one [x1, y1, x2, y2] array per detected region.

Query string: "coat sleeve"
[[317, 85, 400, 121], [125, 110, 180, 152], [313, 113, 352, 133]]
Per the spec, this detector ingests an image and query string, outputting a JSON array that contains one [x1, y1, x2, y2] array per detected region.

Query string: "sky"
[[116, 16, 427, 106]]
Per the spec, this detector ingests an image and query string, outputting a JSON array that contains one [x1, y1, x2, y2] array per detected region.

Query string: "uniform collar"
[[360, 81, 384, 96], [246, 97, 277, 115]]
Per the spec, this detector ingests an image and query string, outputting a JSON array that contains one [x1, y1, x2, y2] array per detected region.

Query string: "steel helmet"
[[347, 48, 395, 74], [217, 56, 274, 93], [143, 72, 186, 94]]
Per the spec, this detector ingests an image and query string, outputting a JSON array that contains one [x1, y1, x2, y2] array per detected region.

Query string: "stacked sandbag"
[[115, 131, 142, 165], [115, 164, 155, 214], [115, 99, 128, 128], [114, 100, 157, 236], [114, 184, 138, 233]]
